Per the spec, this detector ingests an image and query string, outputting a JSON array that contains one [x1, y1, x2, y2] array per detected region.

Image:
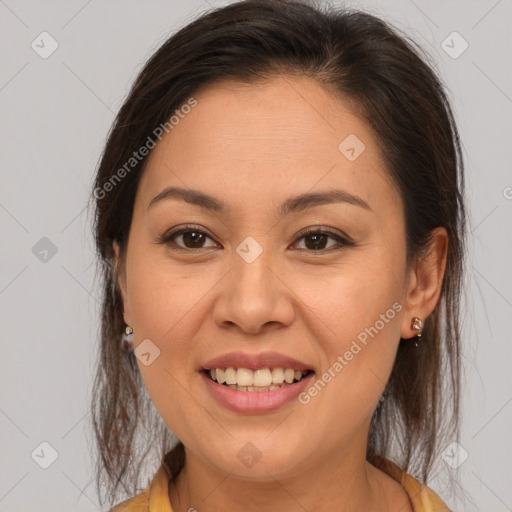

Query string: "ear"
[[400, 227, 448, 339], [112, 241, 133, 327]]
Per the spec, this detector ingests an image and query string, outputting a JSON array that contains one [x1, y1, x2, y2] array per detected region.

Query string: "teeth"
[[236, 368, 253, 387], [253, 368, 272, 387], [224, 367, 237, 385], [271, 367, 284, 384], [216, 368, 226, 384], [207, 367, 309, 389], [284, 368, 295, 384]]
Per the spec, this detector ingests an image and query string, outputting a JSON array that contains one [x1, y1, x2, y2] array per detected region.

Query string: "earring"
[[122, 325, 134, 352], [411, 317, 423, 347]]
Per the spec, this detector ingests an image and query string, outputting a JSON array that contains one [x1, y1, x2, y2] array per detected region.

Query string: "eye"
[[156, 225, 353, 253], [157, 224, 217, 251], [292, 227, 352, 252]]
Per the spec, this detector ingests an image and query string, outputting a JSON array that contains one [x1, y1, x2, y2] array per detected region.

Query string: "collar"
[[115, 457, 450, 512]]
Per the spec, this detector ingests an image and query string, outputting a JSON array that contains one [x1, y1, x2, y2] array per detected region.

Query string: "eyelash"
[[156, 224, 353, 253]]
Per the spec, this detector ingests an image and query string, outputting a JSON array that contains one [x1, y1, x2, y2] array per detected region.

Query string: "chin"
[[200, 438, 306, 481]]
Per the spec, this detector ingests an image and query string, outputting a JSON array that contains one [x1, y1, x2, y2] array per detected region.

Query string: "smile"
[[201, 368, 315, 413], [204, 367, 313, 391]]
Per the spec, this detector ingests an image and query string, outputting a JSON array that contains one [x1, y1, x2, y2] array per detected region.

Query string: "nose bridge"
[[232, 235, 277, 302], [215, 235, 294, 333]]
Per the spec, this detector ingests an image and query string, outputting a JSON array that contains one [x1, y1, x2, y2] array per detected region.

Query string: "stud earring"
[[122, 325, 134, 352], [411, 317, 423, 347]]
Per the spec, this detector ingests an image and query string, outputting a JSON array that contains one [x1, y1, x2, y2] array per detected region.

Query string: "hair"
[[89, 0, 466, 508]]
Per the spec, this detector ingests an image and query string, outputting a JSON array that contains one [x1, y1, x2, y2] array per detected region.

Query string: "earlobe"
[[400, 227, 448, 339]]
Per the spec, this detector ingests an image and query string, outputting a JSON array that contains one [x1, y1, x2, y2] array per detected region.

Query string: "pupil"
[[185, 232, 203, 247], [307, 233, 326, 250]]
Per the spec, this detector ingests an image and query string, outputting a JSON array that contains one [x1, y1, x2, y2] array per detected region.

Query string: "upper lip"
[[201, 351, 314, 372]]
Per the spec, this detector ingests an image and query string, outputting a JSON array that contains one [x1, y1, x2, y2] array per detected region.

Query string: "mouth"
[[202, 367, 315, 392]]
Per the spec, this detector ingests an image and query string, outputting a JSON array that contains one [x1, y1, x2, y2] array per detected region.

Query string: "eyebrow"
[[148, 186, 372, 216]]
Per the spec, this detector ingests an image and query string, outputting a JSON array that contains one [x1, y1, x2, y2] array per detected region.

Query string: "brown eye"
[[177, 230, 208, 249], [157, 225, 352, 253], [302, 232, 331, 251], [293, 228, 352, 252], [158, 225, 217, 251]]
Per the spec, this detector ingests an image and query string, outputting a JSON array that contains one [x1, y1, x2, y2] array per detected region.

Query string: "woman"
[[91, 0, 466, 510]]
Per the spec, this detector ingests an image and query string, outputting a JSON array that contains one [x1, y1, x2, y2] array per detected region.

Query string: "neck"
[[168, 443, 403, 512]]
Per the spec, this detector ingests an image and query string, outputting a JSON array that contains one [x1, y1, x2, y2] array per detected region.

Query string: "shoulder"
[[109, 463, 173, 512], [400, 472, 451, 512], [109, 490, 150, 512], [376, 458, 451, 512]]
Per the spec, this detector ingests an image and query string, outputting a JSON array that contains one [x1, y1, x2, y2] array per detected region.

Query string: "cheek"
[[124, 248, 211, 426], [297, 251, 405, 342], [125, 242, 209, 340], [126, 236, 406, 362], [296, 252, 405, 418]]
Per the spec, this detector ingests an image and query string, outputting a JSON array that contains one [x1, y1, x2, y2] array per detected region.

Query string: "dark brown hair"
[[89, 0, 466, 508]]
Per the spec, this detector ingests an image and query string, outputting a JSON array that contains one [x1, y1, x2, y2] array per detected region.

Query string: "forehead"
[[137, 75, 399, 215]]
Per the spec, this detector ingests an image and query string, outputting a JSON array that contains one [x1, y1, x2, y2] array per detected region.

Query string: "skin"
[[114, 75, 448, 512]]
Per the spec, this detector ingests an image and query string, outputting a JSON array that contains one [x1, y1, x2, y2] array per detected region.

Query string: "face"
[[116, 75, 419, 480]]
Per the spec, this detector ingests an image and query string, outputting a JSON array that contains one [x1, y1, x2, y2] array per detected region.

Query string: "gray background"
[[0, 0, 510, 510]]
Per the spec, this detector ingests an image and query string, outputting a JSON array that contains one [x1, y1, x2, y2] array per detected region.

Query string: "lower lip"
[[200, 371, 315, 413]]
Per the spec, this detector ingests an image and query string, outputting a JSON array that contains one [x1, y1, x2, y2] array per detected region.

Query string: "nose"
[[213, 248, 295, 335]]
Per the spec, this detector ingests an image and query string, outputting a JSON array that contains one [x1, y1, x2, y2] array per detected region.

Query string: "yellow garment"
[[110, 458, 450, 512]]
